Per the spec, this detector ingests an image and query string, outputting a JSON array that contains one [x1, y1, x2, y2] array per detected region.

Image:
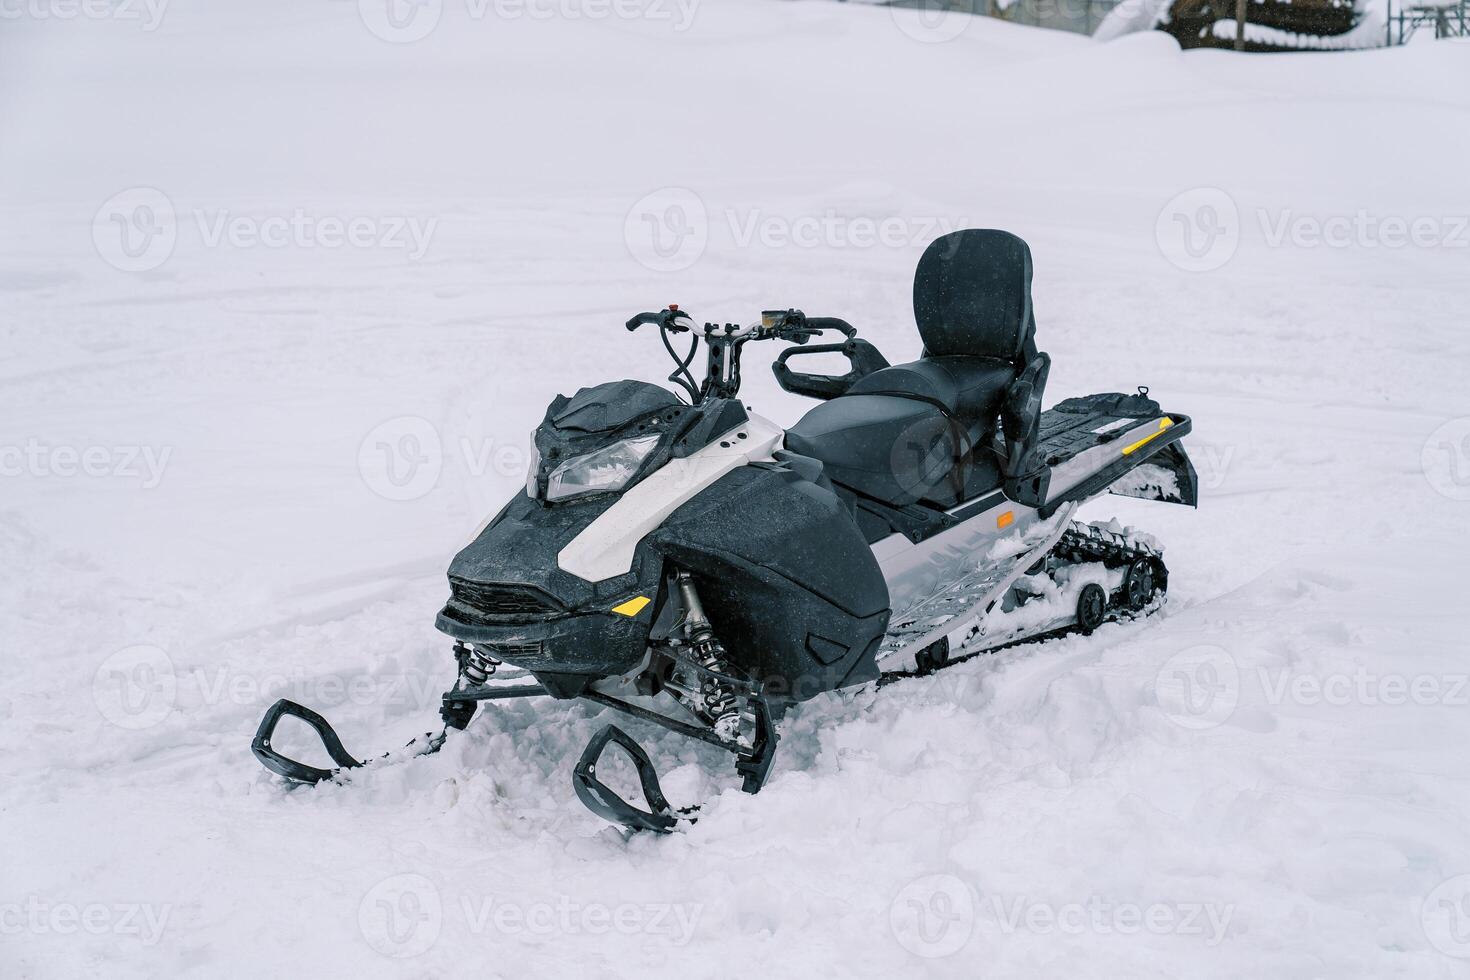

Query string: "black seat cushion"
[[847, 355, 1016, 432], [785, 395, 964, 507]]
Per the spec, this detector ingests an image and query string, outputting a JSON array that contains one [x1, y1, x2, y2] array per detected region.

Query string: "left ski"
[[251, 664, 547, 785]]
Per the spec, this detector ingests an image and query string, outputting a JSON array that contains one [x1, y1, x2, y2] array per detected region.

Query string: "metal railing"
[[1386, 0, 1470, 42]]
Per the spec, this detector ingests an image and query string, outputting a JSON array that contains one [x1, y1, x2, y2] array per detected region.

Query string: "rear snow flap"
[[1108, 441, 1198, 508]]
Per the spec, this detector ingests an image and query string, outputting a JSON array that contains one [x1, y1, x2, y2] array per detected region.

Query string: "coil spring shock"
[[690, 638, 740, 732], [454, 640, 499, 685], [675, 572, 741, 739]]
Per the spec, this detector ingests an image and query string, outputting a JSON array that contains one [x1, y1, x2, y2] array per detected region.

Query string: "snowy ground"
[[3, 2, 1469, 977]]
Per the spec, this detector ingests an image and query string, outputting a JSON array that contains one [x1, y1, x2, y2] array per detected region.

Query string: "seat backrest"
[[913, 229, 1036, 362]]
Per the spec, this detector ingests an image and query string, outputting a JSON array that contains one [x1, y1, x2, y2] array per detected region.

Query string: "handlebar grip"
[[625, 310, 692, 333], [760, 312, 856, 344], [799, 317, 857, 339]]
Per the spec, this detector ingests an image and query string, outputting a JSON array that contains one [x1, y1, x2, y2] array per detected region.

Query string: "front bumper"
[[434, 486, 668, 682], [434, 603, 651, 678]]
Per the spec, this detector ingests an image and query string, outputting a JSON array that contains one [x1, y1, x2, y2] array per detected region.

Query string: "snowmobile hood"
[[529, 380, 694, 505], [529, 382, 751, 504], [549, 380, 682, 434]]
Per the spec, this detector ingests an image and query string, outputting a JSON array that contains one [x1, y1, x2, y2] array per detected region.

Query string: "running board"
[[876, 501, 1079, 669]]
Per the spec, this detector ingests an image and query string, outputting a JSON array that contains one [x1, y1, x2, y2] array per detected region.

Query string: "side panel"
[[874, 497, 1042, 625], [649, 463, 891, 702]]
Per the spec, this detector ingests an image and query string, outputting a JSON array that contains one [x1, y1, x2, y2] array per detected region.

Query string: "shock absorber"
[[454, 640, 500, 685], [674, 572, 741, 740]]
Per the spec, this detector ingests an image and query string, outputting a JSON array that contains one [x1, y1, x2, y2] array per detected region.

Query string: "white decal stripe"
[[556, 414, 785, 583]]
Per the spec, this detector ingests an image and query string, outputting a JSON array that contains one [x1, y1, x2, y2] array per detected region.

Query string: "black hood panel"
[[442, 492, 638, 611], [549, 380, 682, 434]]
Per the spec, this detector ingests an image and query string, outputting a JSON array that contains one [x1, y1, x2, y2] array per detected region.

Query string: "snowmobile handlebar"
[[624, 306, 864, 403], [623, 307, 856, 344]]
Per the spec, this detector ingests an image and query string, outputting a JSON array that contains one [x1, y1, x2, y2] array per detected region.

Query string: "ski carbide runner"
[[876, 501, 1079, 668]]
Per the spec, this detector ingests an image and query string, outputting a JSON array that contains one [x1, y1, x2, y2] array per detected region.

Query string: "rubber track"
[[878, 519, 1166, 686]]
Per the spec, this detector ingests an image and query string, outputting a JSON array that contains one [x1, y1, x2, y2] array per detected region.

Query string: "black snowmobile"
[[253, 229, 1197, 832]]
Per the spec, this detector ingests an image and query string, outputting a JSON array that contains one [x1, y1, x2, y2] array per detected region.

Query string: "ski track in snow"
[[2, 2, 1469, 977]]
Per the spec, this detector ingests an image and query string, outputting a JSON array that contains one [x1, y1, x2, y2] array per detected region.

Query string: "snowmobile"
[[253, 229, 1197, 832]]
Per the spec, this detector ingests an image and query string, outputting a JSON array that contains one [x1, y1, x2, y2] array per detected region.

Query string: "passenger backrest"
[[913, 229, 1036, 362]]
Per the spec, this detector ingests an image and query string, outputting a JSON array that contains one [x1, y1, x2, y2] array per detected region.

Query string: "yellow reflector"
[[611, 595, 651, 617], [997, 511, 1014, 529], [1121, 417, 1174, 456]]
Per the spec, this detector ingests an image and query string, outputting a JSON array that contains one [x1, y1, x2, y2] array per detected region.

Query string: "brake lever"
[[760, 309, 858, 345]]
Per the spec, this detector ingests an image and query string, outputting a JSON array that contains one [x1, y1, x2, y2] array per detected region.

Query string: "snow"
[[1209, 15, 1389, 49], [1094, 0, 1177, 41], [3, 2, 1470, 977], [1108, 461, 1183, 503]]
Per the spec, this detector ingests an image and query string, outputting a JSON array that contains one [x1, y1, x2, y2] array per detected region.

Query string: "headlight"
[[545, 434, 661, 502]]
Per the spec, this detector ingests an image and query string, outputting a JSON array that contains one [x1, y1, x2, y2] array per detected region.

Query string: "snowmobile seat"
[[786, 229, 1047, 509], [845, 356, 1017, 438], [783, 393, 964, 507]]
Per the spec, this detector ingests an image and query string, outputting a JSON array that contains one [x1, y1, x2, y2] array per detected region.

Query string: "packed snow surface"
[[2, 2, 1469, 977]]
